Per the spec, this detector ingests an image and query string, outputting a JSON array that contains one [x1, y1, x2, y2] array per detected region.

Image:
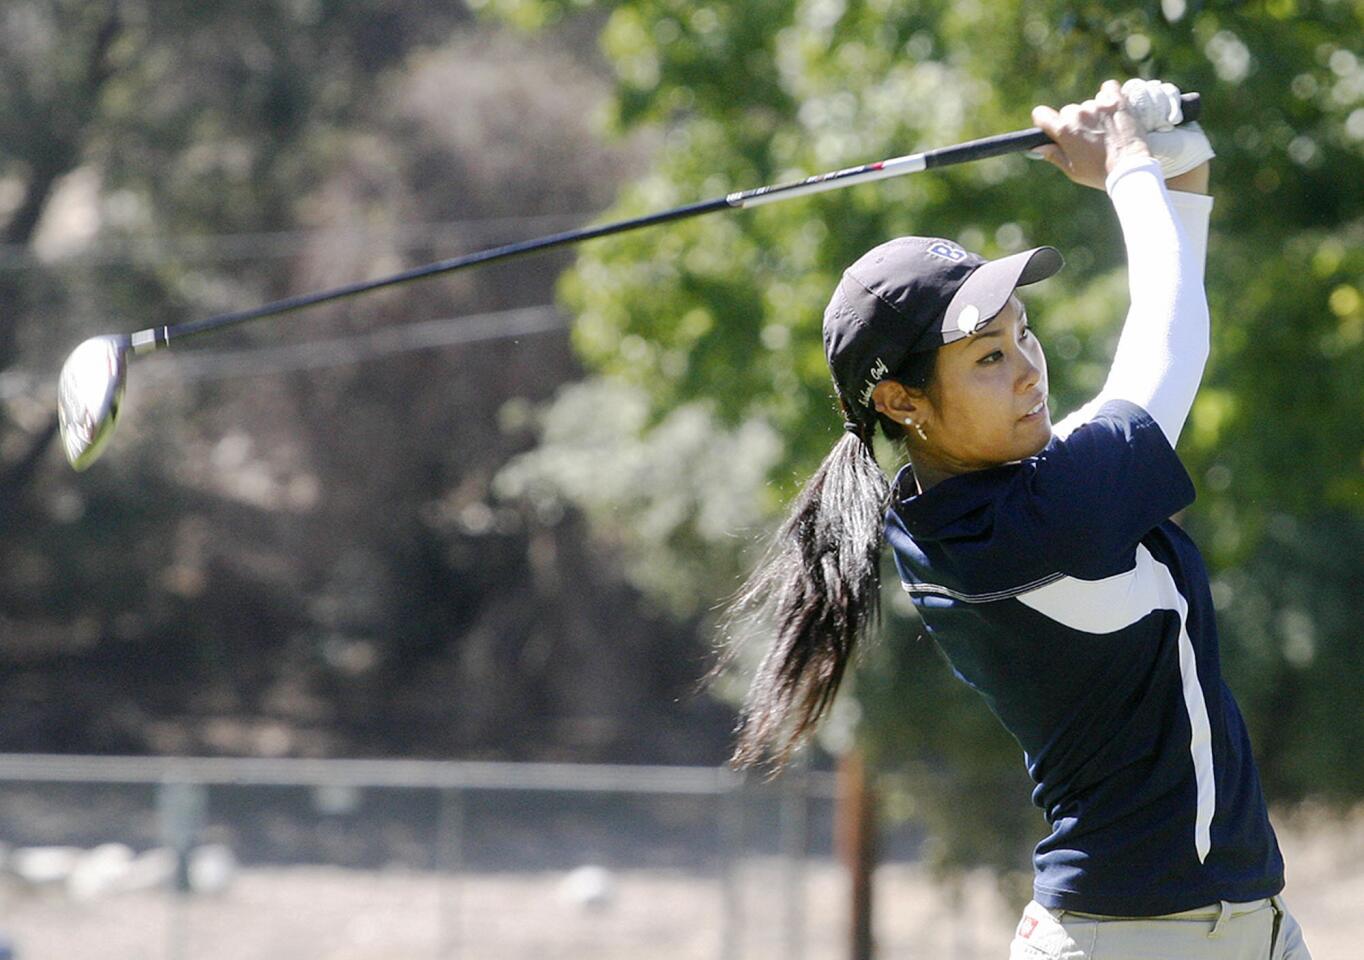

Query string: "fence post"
[[436, 787, 464, 960], [718, 776, 746, 960], [780, 758, 809, 960], [157, 780, 207, 960]]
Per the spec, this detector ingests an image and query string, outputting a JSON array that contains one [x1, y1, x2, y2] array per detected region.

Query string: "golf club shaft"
[[131, 93, 1200, 353]]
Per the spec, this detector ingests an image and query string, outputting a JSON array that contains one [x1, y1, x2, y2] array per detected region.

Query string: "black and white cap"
[[822, 236, 1063, 431]]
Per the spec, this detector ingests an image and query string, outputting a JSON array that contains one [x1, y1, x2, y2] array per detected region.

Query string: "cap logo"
[[955, 304, 982, 336], [926, 241, 967, 263], [857, 356, 889, 408]]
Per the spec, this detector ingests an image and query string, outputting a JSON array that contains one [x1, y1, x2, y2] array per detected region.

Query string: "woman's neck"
[[906, 449, 1021, 494], [905, 447, 975, 494], [907, 458, 951, 494]]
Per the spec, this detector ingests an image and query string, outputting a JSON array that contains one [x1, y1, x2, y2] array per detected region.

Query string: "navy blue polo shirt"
[[885, 399, 1284, 916]]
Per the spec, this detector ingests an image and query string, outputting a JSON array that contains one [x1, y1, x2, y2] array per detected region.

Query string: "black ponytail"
[[717, 423, 890, 770], [716, 350, 937, 771]]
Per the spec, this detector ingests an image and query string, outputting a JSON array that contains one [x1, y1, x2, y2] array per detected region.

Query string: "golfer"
[[725, 80, 1311, 958]]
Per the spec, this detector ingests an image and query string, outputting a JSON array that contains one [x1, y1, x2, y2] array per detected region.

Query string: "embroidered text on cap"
[[858, 357, 890, 408]]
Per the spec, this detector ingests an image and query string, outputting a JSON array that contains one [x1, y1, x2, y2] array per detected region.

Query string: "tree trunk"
[[837, 747, 877, 960]]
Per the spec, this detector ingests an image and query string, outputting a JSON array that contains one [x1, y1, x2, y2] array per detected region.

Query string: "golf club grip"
[[922, 92, 1202, 168]]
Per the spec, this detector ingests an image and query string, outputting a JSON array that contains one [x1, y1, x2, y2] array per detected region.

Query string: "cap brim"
[[935, 246, 1063, 345]]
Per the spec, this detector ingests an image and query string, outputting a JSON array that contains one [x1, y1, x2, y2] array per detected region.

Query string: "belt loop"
[[1269, 896, 1285, 957], [1207, 900, 1231, 939]]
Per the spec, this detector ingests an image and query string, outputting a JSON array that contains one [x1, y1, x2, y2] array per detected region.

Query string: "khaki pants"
[[1009, 896, 1311, 959]]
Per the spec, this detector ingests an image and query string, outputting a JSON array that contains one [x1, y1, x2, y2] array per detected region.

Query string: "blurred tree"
[[488, 0, 1364, 885], [0, 5, 735, 763], [0, 0, 472, 499]]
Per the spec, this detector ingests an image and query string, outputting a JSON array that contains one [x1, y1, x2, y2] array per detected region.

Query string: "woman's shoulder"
[[886, 462, 1056, 600], [889, 399, 1197, 587]]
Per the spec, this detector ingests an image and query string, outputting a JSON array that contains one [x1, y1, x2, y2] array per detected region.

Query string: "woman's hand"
[[1124, 78, 1213, 193], [1029, 80, 1151, 190]]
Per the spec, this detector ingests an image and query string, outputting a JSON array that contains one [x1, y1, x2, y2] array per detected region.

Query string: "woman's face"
[[875, 295, 1052, 481]]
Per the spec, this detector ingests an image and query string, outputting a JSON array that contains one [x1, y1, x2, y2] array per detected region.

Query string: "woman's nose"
[[1017, 349, 1042, 390]]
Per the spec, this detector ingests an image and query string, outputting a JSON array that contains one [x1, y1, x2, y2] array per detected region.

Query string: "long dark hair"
[[717, 349, 938, 770]]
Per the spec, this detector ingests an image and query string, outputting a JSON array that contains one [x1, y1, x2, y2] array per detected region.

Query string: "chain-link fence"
[[0, 754, 898, 960]]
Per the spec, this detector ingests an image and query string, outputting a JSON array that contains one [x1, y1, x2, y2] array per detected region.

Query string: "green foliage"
[[496, 380, 784, 614], [1213, 513, 1364, 801], [486, 0, 1364, 880]]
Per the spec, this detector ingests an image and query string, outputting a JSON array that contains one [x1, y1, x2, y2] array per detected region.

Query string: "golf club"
[[57, 93, 1200, 471]]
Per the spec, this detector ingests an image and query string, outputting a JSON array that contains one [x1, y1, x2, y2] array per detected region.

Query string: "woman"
[[724, 80, 1311, 957]]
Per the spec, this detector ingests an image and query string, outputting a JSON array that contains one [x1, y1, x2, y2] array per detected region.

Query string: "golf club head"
[[57, 335, 129, 471]]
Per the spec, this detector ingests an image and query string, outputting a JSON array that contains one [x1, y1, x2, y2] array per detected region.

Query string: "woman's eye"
[[978, 351, 1003, 365], [1020, 325, 1032, 340]]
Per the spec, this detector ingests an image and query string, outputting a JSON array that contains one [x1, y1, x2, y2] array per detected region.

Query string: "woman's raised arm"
[[1032, 81, 1214, 446]]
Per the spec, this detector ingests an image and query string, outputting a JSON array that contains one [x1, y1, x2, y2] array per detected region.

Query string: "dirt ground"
[[0, 808, 1357, 959]]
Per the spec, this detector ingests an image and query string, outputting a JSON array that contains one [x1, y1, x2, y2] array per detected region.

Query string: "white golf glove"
[[1122, 78, 1215, 179]]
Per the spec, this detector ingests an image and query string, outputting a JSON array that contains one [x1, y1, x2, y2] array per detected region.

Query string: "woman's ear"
[[871, 380, 922, 424]]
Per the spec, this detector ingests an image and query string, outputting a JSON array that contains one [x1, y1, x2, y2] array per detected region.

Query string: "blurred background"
[[0, 0, 1360, 957]]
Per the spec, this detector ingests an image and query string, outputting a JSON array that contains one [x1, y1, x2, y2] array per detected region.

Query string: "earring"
[[904, 418, 927, 441]]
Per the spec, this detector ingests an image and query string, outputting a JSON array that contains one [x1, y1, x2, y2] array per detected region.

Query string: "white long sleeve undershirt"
[[1052, 156, 1214, 447]]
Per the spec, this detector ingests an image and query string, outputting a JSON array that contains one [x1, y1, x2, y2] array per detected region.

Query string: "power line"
[[149, 305, 567, 382], [0, 212, 598, 270], [0, 304, 568, 402]]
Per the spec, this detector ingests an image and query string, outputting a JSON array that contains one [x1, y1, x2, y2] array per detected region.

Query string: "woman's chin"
[[1018, 418, 1053, 457]]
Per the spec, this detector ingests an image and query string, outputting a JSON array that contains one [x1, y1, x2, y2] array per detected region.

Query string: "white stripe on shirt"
[[1014, 543, 1215, 863]]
